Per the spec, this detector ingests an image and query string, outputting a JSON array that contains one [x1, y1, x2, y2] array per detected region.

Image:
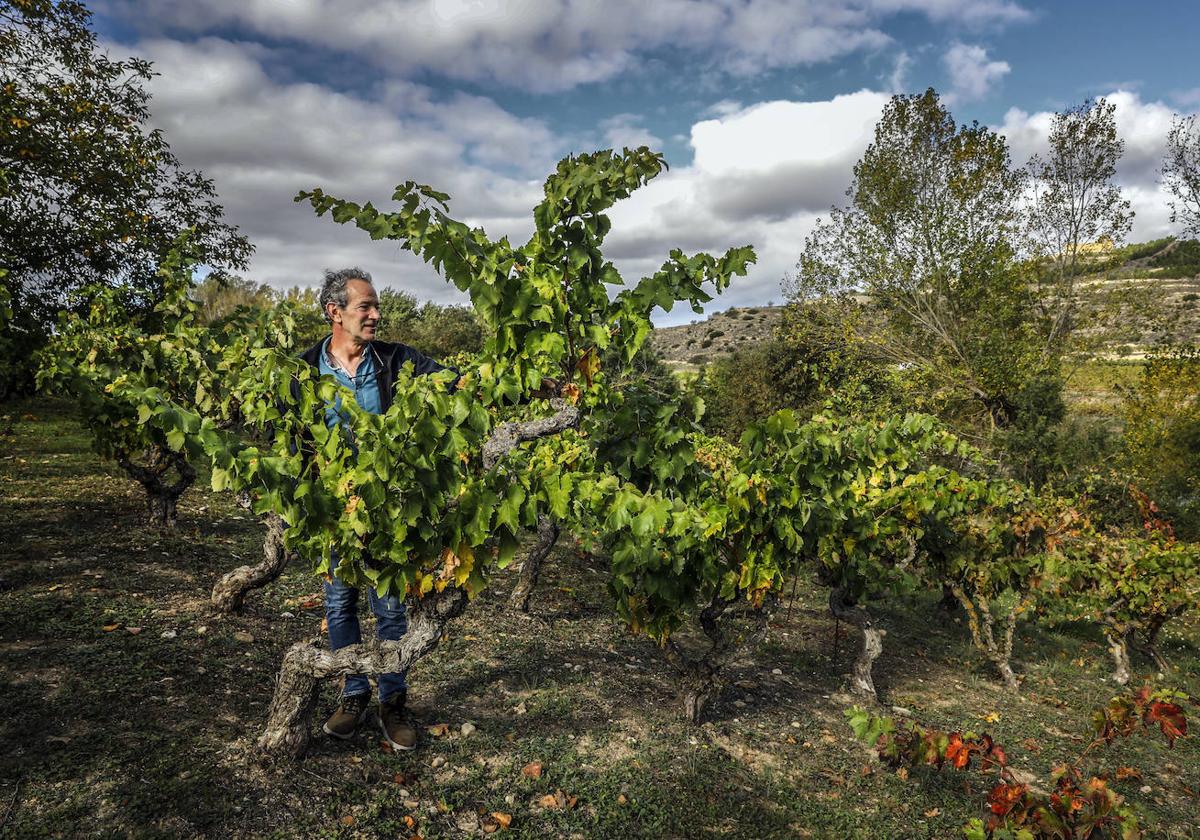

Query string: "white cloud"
[[604, 91, 891, 322], [868, 0, 1031, 26], [997, 90, 1194, 242], [98, 0, 1030, 93], [885, 49, 912, 93], [599, 114, 664, 151], [942, 42, 1010, 103], [121, 37, 561, 300]]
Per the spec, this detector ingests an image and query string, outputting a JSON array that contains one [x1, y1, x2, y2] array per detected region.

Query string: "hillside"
[[649, 238, 1200, 370], [649, 305, 784, 369]]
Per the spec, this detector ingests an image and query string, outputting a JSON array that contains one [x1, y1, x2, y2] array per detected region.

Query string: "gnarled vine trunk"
[[1106, 631, 1132, 685], [1134, 611, 1179, 674], [508, 515, 559, 612], [257, 399, 581, 759], [258, 586, 469, 759], [663, 592, 779, 724], [212, 508, 294, 614], [117, 446, 195, 528], [949, 583, 1025, 693], [829, 587, 886, 702]]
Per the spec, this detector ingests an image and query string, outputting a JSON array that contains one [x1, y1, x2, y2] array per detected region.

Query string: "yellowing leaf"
[[576, 347, 601, 387]]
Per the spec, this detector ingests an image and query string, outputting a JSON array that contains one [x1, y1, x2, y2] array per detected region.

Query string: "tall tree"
[[1163, 113, 1200, 238], [0, 0, 250, 393], [792, 88, 1038, 431], [1025, 98, 1133, 352]]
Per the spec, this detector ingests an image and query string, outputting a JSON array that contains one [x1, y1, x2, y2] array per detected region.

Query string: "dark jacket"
[[294, 337, 453, 412]]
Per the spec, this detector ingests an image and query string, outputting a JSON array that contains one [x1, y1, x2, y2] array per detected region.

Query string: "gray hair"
[[319, 267, 373, 323]]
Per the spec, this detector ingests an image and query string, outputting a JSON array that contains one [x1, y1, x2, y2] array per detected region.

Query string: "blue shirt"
[[318, 338, 383, 429]]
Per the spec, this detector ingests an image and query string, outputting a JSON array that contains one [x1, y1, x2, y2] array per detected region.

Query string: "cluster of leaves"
[[1039, 488, 1200, 680], [1118, 344, 1200, 539], [117, 150, 758, 611], [847, 686, 1190, 839], [1, 0, 249, 395], [36, 238, 305, 523]]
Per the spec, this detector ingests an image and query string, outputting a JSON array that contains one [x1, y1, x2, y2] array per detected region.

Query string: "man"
[[299, 267, 451, 751]]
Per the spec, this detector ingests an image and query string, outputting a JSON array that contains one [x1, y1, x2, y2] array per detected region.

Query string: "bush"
[[691, 304, 903, 439]]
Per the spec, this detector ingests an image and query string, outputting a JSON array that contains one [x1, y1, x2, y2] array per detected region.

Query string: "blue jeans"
[[323, 571, 408, 702]]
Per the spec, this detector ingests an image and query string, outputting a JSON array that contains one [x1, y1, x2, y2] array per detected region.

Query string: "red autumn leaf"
[[988, 783, 1026, 816], [984, 743, 1008, 769], [1146, 701, 1187, 746], [945, 734, 971, 770]]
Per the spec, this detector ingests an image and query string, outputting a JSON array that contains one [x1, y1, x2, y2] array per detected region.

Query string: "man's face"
[[329, 278, 380, 343]]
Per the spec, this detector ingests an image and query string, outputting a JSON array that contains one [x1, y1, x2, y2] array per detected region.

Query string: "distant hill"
[[649, 238, 1200, 370], [649, 305, 784, 370]]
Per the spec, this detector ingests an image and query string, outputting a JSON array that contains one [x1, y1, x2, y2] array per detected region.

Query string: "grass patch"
[[1, 399, 1197, 838]]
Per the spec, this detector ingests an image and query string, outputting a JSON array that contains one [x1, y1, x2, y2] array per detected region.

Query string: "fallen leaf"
[[339, 815, 355, 826], [490, 812, 512, 828], [102, 623, 120, 632], [233, 631, 254, 643], [427, 723, 450, 738], [1021, 738, 1042, 754], [1116, 766, 1142, 781], [125, 626, 143, 635], [402, 815, 416, 829], [924, 808, 941, 818], [521, 761, 543, 779], [616, 794, 628, 805], [896, 767, 909, 781], [982, 712, 1001, 724], [537, 794, 559, 810]]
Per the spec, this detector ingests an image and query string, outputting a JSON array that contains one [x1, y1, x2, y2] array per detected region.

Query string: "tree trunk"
[[1135, 615, 1172, 674], [508, 515, 559, 613], [258, 586, 469, 759], [829, 587, 885, 701], [212, 511, 293, 614], [949, 584, 1022, 693], [117, 446, 196, 528], [936, 583, 961, 621], [683, 681, 713, 725], [1107, 632, 1131, 685], [663, 592, 778, 725], [993, 657, 1021, 693]]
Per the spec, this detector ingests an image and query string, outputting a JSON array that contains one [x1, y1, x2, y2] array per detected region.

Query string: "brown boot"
[[379, 691, 417, 751], [322, 693, 370, 739]]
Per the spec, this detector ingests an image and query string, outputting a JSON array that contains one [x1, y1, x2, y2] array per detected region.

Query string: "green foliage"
[[380, 298, 485, 360], [792, 88, 1045, 433], [0, 0, 250, 396], [1025, 98, 1132, 349], [122, 149, 756, 609], [36, 238, 302, 523], [692, 301, 903, 439], [1040, 490, 1200, 658], [1119, 344, 1200, 538]]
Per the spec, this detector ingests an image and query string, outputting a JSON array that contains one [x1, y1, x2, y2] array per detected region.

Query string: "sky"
[[90, 0, 1200, 325]]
